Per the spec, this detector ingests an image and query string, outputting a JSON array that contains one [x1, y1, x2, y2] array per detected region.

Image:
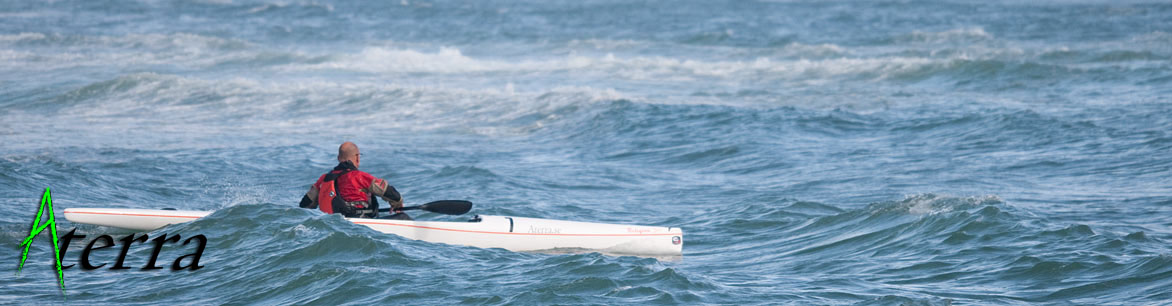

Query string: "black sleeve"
[[299, 194, 316, 209], [382, 185, 402, 203]]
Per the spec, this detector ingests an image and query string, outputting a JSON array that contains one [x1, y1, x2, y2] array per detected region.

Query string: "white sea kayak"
[[62, 208, 684, 257]]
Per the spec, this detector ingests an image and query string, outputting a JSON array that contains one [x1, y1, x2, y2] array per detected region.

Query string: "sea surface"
[[2, 0, 1171, 305]]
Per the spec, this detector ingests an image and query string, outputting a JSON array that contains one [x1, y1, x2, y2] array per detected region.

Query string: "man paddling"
[[299, 142, 409, 220]]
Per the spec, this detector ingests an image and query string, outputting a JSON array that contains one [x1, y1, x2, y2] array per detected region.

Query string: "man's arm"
[[367, 178, 403, 210], [299, 184, 319, 209]]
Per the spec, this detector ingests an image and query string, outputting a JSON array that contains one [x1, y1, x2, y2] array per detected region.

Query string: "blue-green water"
[[3, 0, 1171, 304]]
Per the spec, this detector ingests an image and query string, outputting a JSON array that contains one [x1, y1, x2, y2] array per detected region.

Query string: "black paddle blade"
[[417, 200, 473, 215]]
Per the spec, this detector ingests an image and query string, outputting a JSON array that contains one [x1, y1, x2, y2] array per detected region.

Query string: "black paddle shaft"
[[377, 200, 473, 215]]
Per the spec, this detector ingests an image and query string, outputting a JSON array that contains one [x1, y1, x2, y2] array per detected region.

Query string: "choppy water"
[[3, 0, 1171, 304]]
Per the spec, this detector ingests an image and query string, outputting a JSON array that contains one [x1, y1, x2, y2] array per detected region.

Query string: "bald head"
[[338, 141, 360, 168]]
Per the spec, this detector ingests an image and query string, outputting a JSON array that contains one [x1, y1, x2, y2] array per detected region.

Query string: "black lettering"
[[143, 234, 181, 270], [81, 235, 114, 270], [57, 228, 85, 270], [112, 234, 149, 270], [172, 235, 206, 271]]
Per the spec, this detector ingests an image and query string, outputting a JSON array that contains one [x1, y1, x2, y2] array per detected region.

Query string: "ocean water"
[[2, 0, 1171, 304]]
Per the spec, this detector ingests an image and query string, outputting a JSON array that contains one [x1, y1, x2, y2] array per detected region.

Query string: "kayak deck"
[[62, 208, 683, 257]]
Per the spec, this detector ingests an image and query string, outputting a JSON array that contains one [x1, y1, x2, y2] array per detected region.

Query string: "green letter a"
[[16, 188, 66, 294]]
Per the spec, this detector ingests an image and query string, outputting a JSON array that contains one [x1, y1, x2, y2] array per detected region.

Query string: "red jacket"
[[299, 161, 402, 215], [314, 170, 378, 203]]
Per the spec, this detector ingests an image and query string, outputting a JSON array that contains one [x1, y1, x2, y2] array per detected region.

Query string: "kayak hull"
[[62, 208, 683, 257]]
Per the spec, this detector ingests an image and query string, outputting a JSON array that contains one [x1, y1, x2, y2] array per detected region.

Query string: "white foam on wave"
[[2, 72, 640, 151], [0, 49, 93, 71], [898, 194, 1003, 215], [0, 32, 259, 71], [775, 42, 848, 58], [899, 27, 994, 44], [0, 10, 66, 19], [13, 31, 1131, 90], [291, 33, 1162, 82], [0, 32, 251, 50], [294, 45, 940, 84], [245, 1, 335, 14], [0, 32, 47, 41], [316, 47, 492, 72], [566, 38, 644, 50]]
